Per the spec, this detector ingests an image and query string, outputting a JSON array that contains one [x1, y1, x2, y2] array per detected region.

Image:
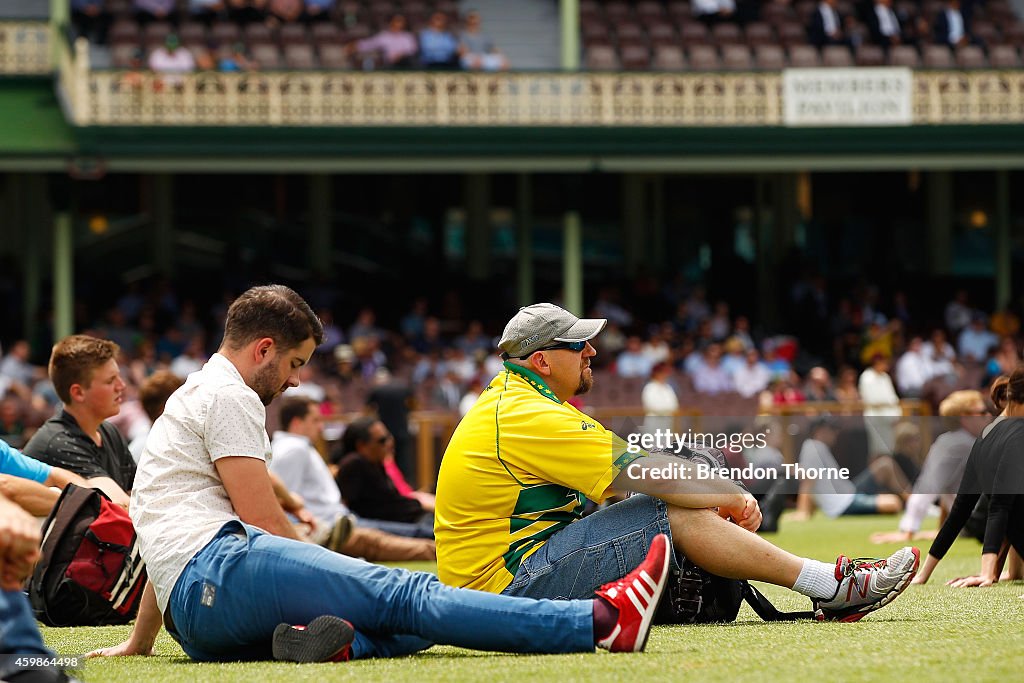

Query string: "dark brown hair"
[[49, 335, 120, 404], [222, 285, 324, 352], [279, 395, 317, 430], [990, 375, 1010, 414], [1003, 365, 1024, 408], [138, 370, 185, 422]]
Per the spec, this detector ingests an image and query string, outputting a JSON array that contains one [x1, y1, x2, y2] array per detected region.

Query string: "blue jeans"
[[503, 495, 676, 601], [0, 590, 53, 678], [356, 515, 434, 539], [166, 522, 592, 661]]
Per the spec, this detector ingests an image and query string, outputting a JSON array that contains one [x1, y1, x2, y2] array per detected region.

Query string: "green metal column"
[[50, 0, 69, 67], [54, 211, 73, 340], [309, 174, 332, 277], [560, 0, 580, 70], [927, 171, 953, 275], [651, 176, 666, 273], [622, 174, 645, 276], [517, 173, 534, 306], [996, 170, 1011, 310], [465, 173, 490, 281], [563, 212, 583, 315], [152, 173, 174, 276]]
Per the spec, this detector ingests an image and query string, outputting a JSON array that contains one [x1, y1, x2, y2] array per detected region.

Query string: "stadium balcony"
[[0, 19, 50, 76]]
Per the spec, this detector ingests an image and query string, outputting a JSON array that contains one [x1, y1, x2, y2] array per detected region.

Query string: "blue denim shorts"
[[501, 494, 676, 601]]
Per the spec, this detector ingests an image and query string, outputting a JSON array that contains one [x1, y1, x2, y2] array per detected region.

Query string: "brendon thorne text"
[[625, 461, 850, 482]]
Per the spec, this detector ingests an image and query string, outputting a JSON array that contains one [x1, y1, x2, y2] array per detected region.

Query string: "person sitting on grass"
[[871, 389, 990, 544], [914, 367, 1024, 587], [435, 302, 919, 624], [792, 416, 907, 521], [87, 285, 675, 664]]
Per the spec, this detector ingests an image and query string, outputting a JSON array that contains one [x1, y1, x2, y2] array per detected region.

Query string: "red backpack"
[[29, 483, 148, 626]]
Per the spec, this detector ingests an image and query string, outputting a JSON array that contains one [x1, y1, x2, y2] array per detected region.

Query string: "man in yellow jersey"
[[435, 303, 920, 622]]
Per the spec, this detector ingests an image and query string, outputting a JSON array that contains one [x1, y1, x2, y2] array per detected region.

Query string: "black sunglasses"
[[502, 340, 587, 360]]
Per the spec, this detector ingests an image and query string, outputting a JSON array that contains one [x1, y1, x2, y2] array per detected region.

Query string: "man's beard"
[[252, 364, 283, 406], [575, 370, 593, 396]]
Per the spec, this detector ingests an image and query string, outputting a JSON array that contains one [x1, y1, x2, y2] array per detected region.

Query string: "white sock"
[[792, 559, 839, 600]]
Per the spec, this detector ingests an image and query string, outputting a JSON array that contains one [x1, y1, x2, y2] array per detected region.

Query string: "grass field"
[[41, 513, 1024, 682]]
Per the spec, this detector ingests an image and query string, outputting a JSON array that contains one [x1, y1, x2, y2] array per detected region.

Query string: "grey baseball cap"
[[498, 303, 607, 358]]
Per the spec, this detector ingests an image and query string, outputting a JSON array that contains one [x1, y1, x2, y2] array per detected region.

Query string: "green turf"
[[41, 513, 1024, 682]]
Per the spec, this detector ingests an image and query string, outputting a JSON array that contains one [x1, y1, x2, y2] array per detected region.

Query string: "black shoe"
[[272, 614, 355, 663]]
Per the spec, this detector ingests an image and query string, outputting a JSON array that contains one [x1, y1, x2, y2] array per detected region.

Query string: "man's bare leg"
[[667, 506, 804, 587]]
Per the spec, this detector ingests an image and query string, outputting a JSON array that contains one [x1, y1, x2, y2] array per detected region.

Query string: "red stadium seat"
[[621, 44, 652, 70], [989, 44, 1021, 68], [711, 23, 742, 46], [822, 45, 853, 67], [721, 44, 753, 70], [776, 22, 808, 48], [647, 22, 678, 46], [318, 43, 352, 69], [250, 42, 283, 70], [971, 21, 1000, 46], [652, 44, 686, 70], [754, 45, 786, 70], [211, 22, 241, 46], [744, 22, 775, 47], [955, 45, 987, 68], [284, 44, 317, 70], [279, 24, 309, 46], [687, 44, 722, 70], [854, 44, 885, 67], [788, 44, 821, 67], [680, 22, 711, 46], [923, 44, 954, 68], [888, 45, 921, 67], [585, 45, 621, 70]]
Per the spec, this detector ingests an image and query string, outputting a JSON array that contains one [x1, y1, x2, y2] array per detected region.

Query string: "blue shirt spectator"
[[419, 12, 460, 68], [0, 440, 51, 484], [958, 317, 999, 362]]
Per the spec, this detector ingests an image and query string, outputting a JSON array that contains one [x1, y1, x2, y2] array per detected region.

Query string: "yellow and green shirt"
[[435, 362, 642, 593]]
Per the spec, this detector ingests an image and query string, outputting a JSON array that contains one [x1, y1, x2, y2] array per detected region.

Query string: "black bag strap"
[[30, 484, 104, 624], [742, 582, 815, 622]]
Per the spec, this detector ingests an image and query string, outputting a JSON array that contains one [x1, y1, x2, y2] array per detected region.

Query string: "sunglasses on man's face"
[[503, 340, 587, 360], [375, 434, 393, 444]]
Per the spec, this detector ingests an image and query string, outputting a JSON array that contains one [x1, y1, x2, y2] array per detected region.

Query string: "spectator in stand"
[[455, 320, 492, 357], [304, 0, 334, 22], [868, 0, 903, 50], [459, 376, 484, 417], [642, 362, 679, 432], [719, 337, 746, 377], [412, 316, 445, 355], [0, 341, 43, 391], [708, 301, 731, 341], [871, 390, 990, 544], [419, 11, 461, 69], [923, 329, 957, 379], [958, 314, 998, 363], [335, 417, 433, 535], [834, 365, 861, 404], [597, 321, 627, 358], [986, 336, 1021, 382], [732, 348, 772, 399], [990, 306, 1020, 338], [641, 330, 672, 366], [129, 370, 184, 464], [227, 0, 268, 25], [169, 335, 207, 379], [72, 0, 111, 44], [616, 336, 654, 379], [135, 0, 176, 25], [149, 34, 197, 89], [348, 307, 383, 344], [23, 336, 134, 508], [808, 0, 850, 48], [266, 0, 303, 26], [692, 0, 736, 27], [890, 421, 923, 486], [732, 315, 755, 350], [803, 366, 836, 402], [692, 344, 734, 395], [944, 289, 972, 336], [934, 0, 971, 47], [190, 0, 226, 22], [859, 353, 902, 459], [592, 288, 634, 328], [218, 42, 258, 71], [433, 369, 463, 411], [459, 10, 509, 71], [0, 397, 31, 448], [313, 308, 344, 358], [895, 336, 931, 398], [365, 367, 416, 481], [348, 13, 418, 69]]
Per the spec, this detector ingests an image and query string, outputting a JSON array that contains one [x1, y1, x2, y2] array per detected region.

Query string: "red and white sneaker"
[[594, 533, 671, 653], [813, 546, 920, 622], [272, 615, 355, 663]]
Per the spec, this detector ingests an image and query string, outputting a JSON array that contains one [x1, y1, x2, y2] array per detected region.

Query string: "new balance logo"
[[846, 574, 871, 601]]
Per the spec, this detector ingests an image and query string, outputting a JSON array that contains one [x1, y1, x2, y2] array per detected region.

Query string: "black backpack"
[[648, 443, 814, 624], [29, 483, 148, 627]]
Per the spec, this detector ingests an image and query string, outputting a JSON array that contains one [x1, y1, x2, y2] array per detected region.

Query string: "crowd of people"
[[3, 286, 932, 681]]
